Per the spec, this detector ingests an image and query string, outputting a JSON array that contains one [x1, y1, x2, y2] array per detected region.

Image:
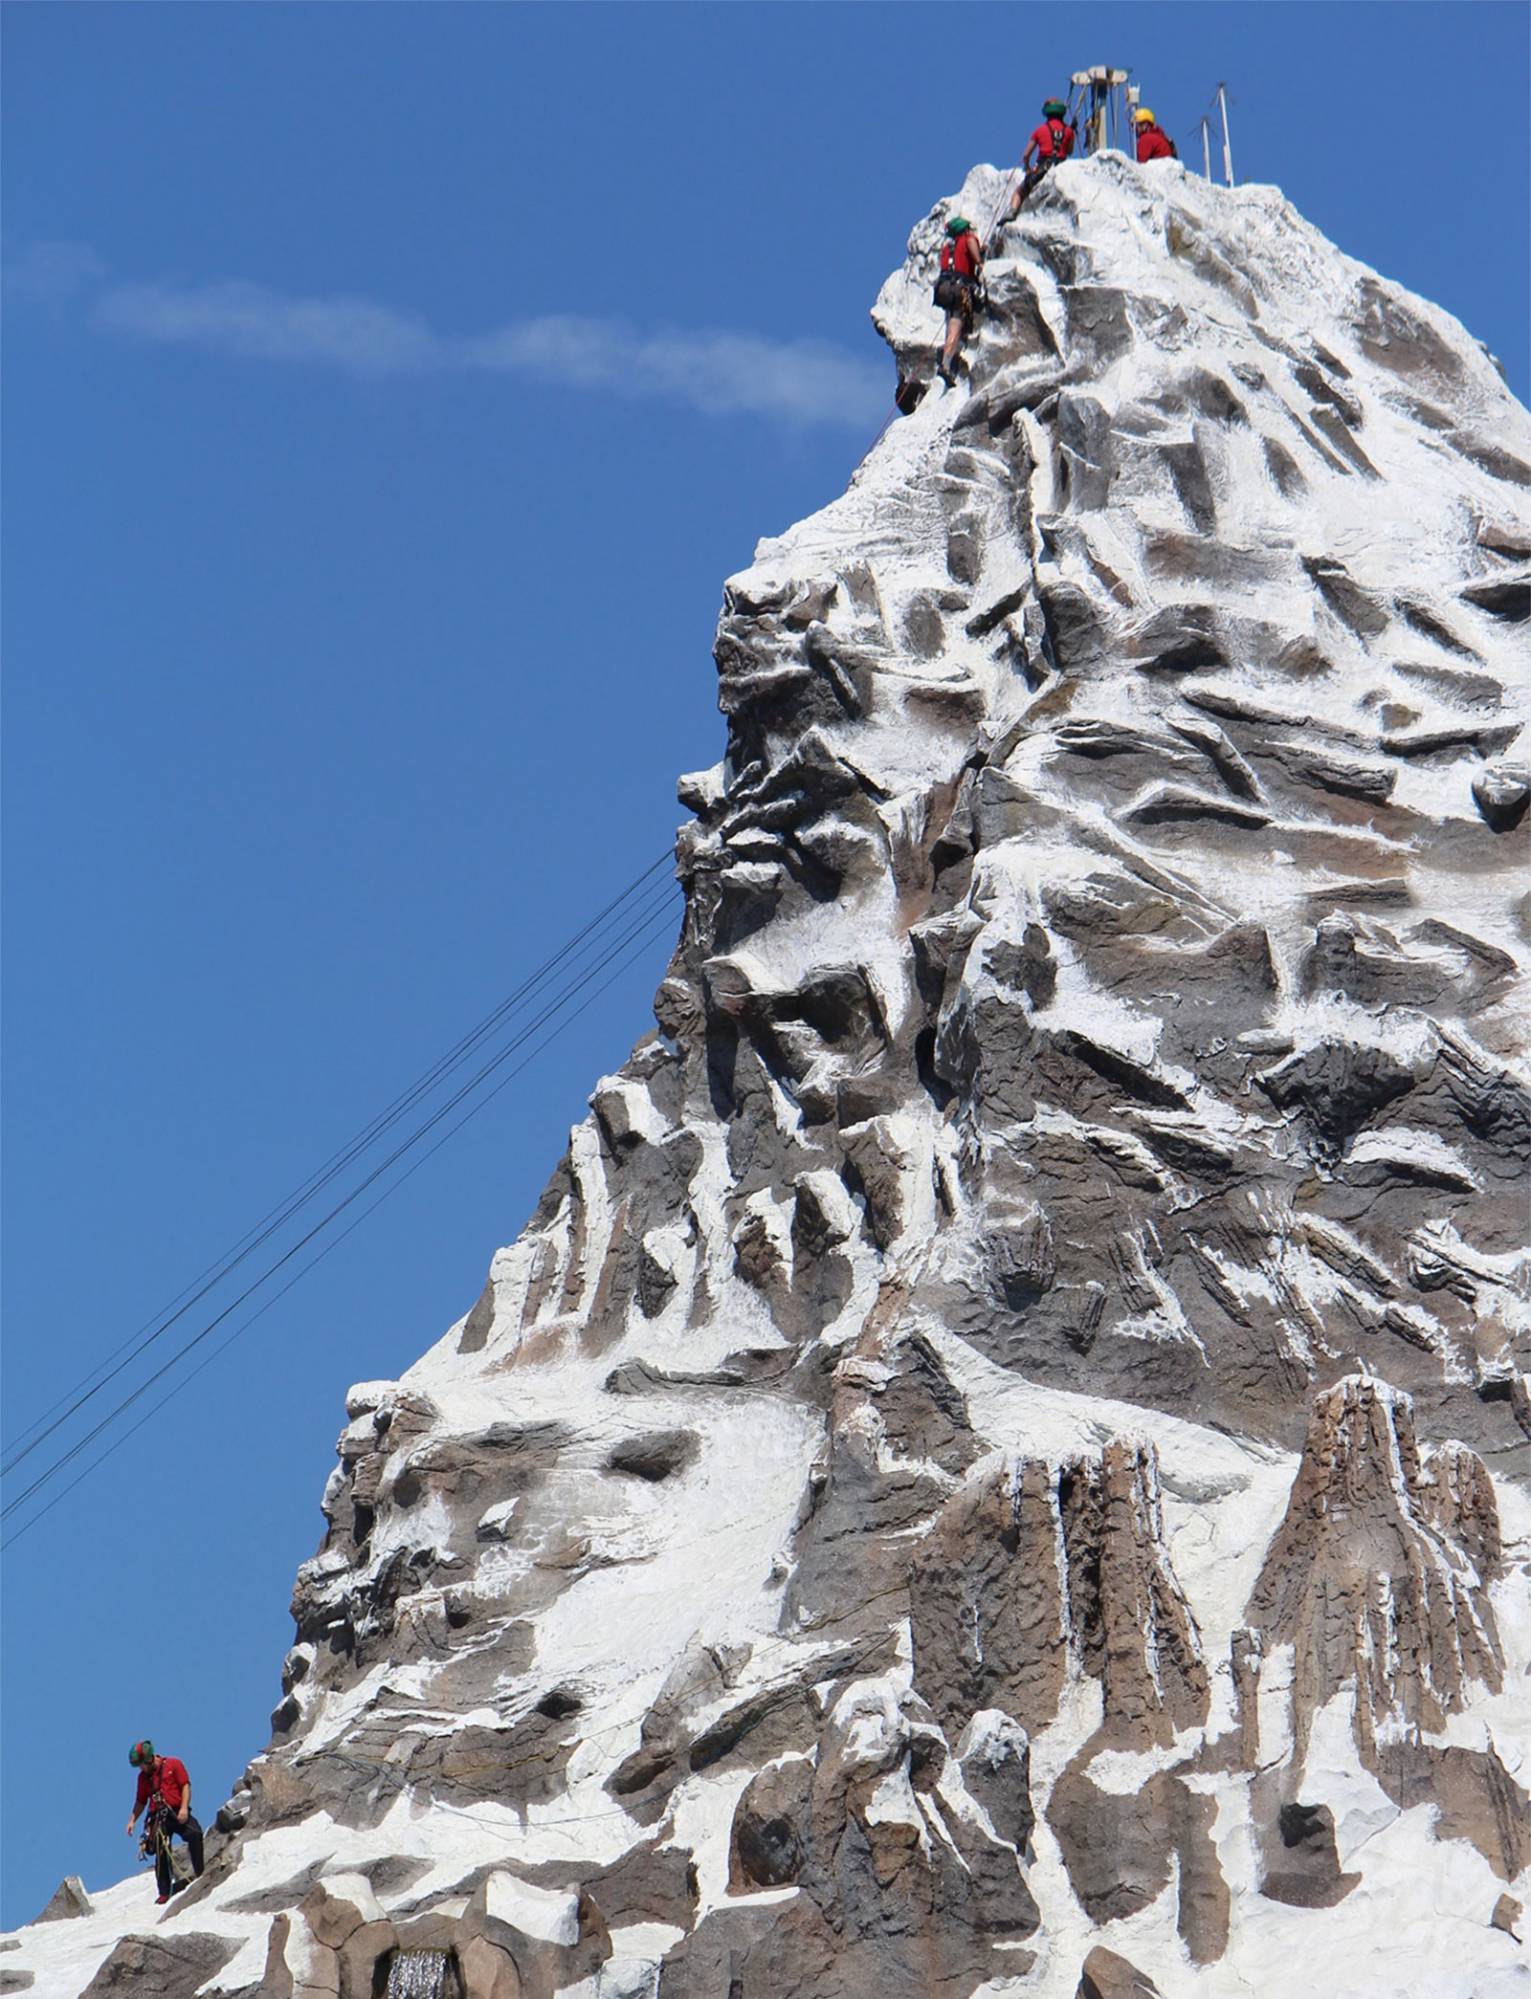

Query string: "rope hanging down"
[[1, 858, 683, 1549]]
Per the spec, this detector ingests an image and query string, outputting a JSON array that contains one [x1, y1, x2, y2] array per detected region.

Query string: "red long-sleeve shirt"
[[135, 1756, 190, 1815], [1137, 126, 1176, 163], [1030, 117, 1076, 161]]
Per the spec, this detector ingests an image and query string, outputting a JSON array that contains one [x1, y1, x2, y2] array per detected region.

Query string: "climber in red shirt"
[[1005, 98, 1077, 222], [933, 214, 984, 388], [1134, 109, 1178, 163], [125, 1740, 205, 1902]]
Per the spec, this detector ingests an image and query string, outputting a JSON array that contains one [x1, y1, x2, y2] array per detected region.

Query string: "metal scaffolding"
[[1068, 65, 1133, 156], [1064, 64, 1237, 188]]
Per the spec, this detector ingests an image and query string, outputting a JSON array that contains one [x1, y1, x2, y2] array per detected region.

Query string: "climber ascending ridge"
[[933, 214, 984, 388], [1134, 106, 1178, 162], [1004, 97, 1077, 223], [124, 1739, 205, 1903]]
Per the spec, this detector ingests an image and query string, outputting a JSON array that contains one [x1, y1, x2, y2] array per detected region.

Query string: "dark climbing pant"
[[1015, 158, 1058, 210], [149, 1810, 204, 1897]]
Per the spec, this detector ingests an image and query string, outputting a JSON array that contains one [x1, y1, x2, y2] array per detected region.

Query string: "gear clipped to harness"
[[933, 214, 985, 388], [933, 215, 983, 315], [996, 95, 1079, 234]]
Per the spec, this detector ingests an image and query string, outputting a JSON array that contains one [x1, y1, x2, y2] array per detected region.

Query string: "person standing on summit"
[[933, 214, 984, 388], [1004, 97, 1077, 221], [1133, 107, 1178, 162], [125, 1740, 205, 1902]]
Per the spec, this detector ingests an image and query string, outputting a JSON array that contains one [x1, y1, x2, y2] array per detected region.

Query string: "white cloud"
[[465, 317, 886, 424], [2, 240, 110, 306], [70, 266, 886, 426], [93, 280, 442, 377]]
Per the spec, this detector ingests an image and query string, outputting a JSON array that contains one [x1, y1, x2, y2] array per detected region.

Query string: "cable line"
[[1, 883, 682, 1529], [1, 854, 673, 1470], [1, 852, 675, 1476], [1, 893, 680, 1553]]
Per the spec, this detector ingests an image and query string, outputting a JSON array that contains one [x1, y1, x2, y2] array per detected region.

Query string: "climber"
[[1005, 98, 1077, 221], [124, 1740, 204, 1903], [933, 215, 984, 388], [1133, 108, 1178, 163]]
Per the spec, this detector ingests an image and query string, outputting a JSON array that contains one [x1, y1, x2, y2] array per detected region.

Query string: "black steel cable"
[[1, 853, 674, 1474], [1, 885, 682, 1526], [2, 856, 674, 1469], [1, 894, 682, 1552]]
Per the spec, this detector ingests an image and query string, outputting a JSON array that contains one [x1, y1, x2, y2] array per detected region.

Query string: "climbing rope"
[[978, 166, 1024, 249]]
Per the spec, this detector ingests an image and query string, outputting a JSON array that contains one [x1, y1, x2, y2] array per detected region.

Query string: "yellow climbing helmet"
[[1134, 108, 1156, 124]]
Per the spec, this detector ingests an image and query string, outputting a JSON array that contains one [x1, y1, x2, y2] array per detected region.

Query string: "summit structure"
[[9, 151, 1530, 1999]]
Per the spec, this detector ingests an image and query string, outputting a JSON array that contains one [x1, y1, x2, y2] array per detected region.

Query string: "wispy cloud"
[[8, 245, 886, 426], [465, 319, 885, 424], [2, 240, 109, 306], [93, 280, 443, 378]]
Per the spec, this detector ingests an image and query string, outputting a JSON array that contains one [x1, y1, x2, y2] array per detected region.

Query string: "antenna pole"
[[1202, 116, 1212, 180], [1072, 65, 1133, 157], [1218, 83, 1235, 186]]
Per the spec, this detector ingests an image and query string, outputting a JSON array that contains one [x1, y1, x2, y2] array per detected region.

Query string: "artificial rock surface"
[[7, 152, 1529, 1999]]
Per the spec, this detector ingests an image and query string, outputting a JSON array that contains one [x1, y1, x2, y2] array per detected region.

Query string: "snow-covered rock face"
[[10, 154, 1530, 1999]]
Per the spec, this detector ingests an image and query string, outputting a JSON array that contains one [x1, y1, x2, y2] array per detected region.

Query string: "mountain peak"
[[11, 156, 1529, 1999]]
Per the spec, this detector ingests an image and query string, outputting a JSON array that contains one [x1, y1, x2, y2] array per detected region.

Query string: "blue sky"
[[3, 0, 1526, 1930]]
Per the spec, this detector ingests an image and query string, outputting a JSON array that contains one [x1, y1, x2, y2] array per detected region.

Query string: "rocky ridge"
[[7, 151, 1529, 1999]]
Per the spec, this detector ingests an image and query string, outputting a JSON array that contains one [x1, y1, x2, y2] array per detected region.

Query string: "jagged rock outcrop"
[[7, 151, 1528, 1999], [686, 1673, 1040, 1998], [908, 1442, 1206, 1749], [30, 1883, 91, 1927], [79, 1933, 239, 1999], [1247, 1374, 1504, 1754]]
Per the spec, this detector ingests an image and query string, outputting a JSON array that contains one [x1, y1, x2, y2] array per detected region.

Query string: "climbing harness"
[[987, 100, 1078, 246], [141, 1804, 185, 1900], [934, 220, 983, 319]]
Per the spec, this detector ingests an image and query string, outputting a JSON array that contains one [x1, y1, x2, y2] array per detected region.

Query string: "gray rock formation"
[[5, 150, 1528, 1999], [29, 1882, 91, 1927]]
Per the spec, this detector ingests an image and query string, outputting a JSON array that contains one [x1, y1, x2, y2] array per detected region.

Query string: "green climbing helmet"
[[1043, 99, 1067, 118], [946, 215, 972, 236], [129, 1740, 155, 1768]]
